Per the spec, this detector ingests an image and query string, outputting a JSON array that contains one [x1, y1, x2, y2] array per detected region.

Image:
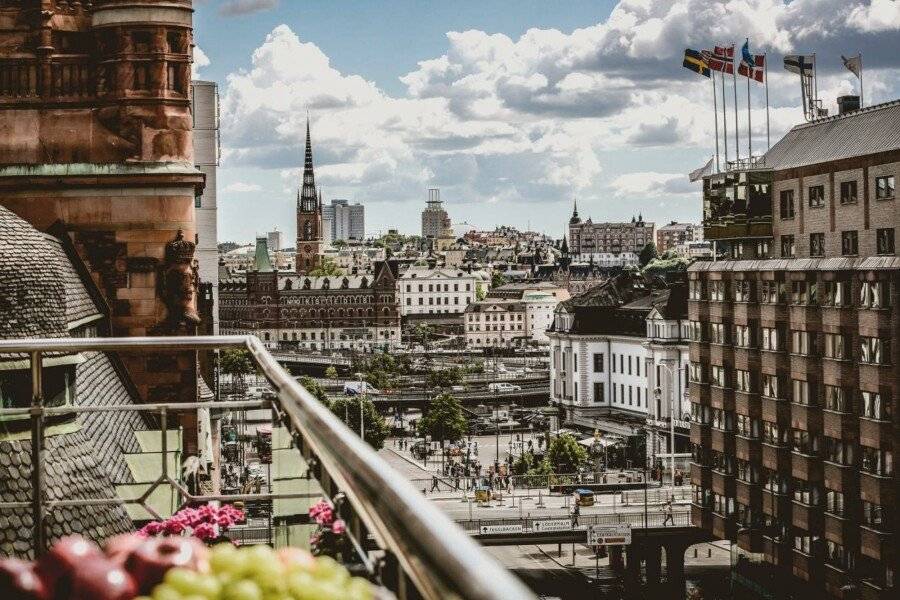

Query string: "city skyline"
[[197, 0, 900, 242]]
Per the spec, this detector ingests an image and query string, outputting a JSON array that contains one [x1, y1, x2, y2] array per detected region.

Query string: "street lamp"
[[654, 360, 679, 489], [354, 371, 365, 441]]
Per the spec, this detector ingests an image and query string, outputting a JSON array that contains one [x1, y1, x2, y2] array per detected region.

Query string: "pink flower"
[[331, 519, 346, 535], [193, 523, 217, 541], [141, 521, 163, 536], [163, 518, 185, 535]]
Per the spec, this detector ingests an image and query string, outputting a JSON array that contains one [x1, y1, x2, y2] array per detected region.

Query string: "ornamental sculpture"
[[161, 229, 201, 329]]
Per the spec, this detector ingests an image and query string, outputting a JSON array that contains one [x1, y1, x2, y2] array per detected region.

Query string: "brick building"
[[568, 201, 655, 259], [689, 98, 897, 599], [656, 222, 701, 253]]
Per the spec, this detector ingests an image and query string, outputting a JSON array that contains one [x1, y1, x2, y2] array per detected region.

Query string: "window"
[[756, 239, 770, 259], [736, 370, 752, 393], [859, 281, 890, 309], [710, 322, 726, 344], [809, 233, 825, 257], [611, 353, 616, 373], [793, 478, 821, 504], [791, 280, 817, 305], [711, 409, 733, 431], [593, 353, 604, 372], [839, 180, 857, 204], [689, 280, 705, 300], [194, 194, 202, 208], [807, 185, 825, 208], [790, 330, 814, 356], [824, 281, 851, 307], [792, 379, 815, 406], [779, 190, 795, 219], [824, 437, 854, 466], [780, 235, 795, 258], [689, 362, 706, 383], [861, 446, 893, 477], [736, 415, 758, 439], [841, 230, 858, 256], [734, 325, 753, 348], [860, 337, 890, 365], [862, 501, 886, 527], [793, 529, 819, 555], [733, 280, 752, 302], [825, 489, 845, 516], [761, 280, 786, 304], [876, 228, 895, 255], [763, 421, 786, 445], [761, 327, 783, 351], [824, 333, 848, 359], [709, 281, 726, 301], [711, 365, 727, 387], [874, 175, 895, 200], [861, 391, 891, 421], [825, 540, 854, 572], [736, 457, 757, 481], [688, 320, 705, 342], [824, 385, 850, 412], [593, 382, 604, 403], [792, 429, 819, 454]]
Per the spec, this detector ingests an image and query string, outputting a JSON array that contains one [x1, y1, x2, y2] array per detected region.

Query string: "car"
[[487, 382, 521, 392], [451, 385, 465, 392]]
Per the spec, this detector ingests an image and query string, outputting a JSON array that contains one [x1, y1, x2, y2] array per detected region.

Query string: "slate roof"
[[75, 352, 146, 485], [44, 235, 102, 328], [0, 429, 133, 559], [764, 99, 900, 170]]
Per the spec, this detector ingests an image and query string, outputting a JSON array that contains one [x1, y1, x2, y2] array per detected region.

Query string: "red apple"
[[125, 536, 209, 594], [0, 558, 50, 600], [103, 534, 145, 566], [68, 557, 137, 600], [37, 536, 103, 599]]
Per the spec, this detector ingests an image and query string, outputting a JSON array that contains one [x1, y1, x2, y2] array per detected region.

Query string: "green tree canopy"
[[638, 243, 658, 267], [417, 393, 468, 443], [475, 281, 487, 301], [220, 349, 254, 377], [426, 367, 463, 389], [491, 271, 508, 289], [547, 433, 588, 474], [296, 375, 328, 404], [329, 396, 390, 449], [308, 258, 344, 276], [324, 365, 338, 379]]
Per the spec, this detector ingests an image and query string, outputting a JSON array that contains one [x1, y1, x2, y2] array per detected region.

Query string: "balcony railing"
[[0, 335, 536, 600]]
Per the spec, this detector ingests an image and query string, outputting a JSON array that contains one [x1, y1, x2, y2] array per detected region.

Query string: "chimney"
[[837, 95, 860, 115]]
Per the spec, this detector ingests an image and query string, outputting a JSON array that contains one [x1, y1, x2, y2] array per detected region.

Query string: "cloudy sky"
[[193, 0, 900, 243]]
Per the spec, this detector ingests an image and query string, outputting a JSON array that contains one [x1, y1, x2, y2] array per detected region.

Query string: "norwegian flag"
[[738, 53, 765, 83], [702, 45, 734, 74]]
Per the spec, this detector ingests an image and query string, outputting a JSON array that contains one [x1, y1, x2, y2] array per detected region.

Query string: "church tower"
[[296, 120, 323, 273]]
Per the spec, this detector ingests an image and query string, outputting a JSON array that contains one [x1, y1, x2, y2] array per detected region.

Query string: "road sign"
[[531, 519, 571, 532], [587, 523, 632, 546], [479, 524, 524, 535]]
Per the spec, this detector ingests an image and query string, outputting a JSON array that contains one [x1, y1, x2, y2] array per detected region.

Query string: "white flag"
[[689, 157, 714, 182], [841, 54, 862, 78]]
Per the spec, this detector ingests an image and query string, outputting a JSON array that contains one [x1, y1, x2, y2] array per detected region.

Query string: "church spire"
[[300, 118, 317, 212], [569, 198, 581, 225]]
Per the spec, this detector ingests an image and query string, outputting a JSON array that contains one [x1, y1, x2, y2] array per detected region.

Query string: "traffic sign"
[[587, 523, 632, 546], [531, 519, 571, 532], [479, 524, 524, 535]]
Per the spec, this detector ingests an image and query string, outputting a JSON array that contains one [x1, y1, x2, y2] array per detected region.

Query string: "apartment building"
[[657, 222, 701, 253], [397, 267, 486, 316], [689, 97, 897, 600], [568, 203, 654, 259], [463, 290, 557, 348]]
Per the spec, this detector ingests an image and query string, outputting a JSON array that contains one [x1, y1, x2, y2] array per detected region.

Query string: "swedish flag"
[[683, 48, 710, 78]]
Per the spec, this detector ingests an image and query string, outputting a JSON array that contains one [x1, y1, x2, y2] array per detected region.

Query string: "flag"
[[738, 41, 765, 83], [683, 48, 710, 78], [841, 54, 861, 78], [784, 54, 814, 75], [689, 157, 714, 182], [702, 45, 734, 74]]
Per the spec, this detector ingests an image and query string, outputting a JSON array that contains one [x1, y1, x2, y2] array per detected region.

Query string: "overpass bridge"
[[368, 384, 550, 409]]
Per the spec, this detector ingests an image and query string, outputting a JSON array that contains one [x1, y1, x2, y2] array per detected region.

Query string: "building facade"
[[657, 222, 700, 253], [323, 199, 365, 243], [568, 202, 654, 259], [268, 229, 283, 252], [296, 121, 323, 274], [689, 98, 898, 599], [463, 292, 557, 348], [422, 188, 451, 239], [220, 238, 401, 351], [192, 80, 219, 333], [397, 267, 482, 316]]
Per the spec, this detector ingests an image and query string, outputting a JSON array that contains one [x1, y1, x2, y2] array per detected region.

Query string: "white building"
[[464, 291, 558, 348], [267, 229, 283, 252], [574, 252, 639, 267], [191, 80, 219, 332], [547, 276, 689, 455], [322, 199, 365, 244], [321, 245, 386, 273], [397, 267, 485, 316]]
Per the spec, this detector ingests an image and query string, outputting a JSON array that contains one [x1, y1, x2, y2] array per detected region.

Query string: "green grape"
[[345, 578, 374, 600], [223, 579, 264, 600], [165, 567, 203, 595], [310, 556, 348, 585], [211, 544, 250, 580], [152, 583, 184, 600]]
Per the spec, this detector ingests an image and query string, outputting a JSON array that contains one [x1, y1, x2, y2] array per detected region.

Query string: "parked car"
[[344, 381, 380, 395], [488, 382, 521, 392]]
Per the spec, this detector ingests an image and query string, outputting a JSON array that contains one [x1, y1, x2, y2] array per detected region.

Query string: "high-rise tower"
[[296, 120, 323, 273]]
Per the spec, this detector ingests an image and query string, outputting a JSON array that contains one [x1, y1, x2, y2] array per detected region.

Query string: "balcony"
[[823, 461, 857, 494], [736, 478, 761, 508], [0, 336, 533, 600], [761, 489, 791, 519], [821, 306, 855, 329], [735, 435, 762, 462], [732, 347, 760, 372], [762, 442, 791, 472], [859, 418, 892, 449], [711, 428, 735, 454], [691, 421, 711, 447], [824, 512, 856, 548], [762, 396, 790, 424], [763, 534, 792, 567], [791, 549, 821, 583], [823, 410, 857, 441], [710, 385, 735, 411], [711, 469, 735, 497], [735, 391, 761, 419], [790, 501, 823, 532], [711, 512, 736, 540], [690, 462, 712, 488], [791, 451, 823, 482], [691, 502, 713, 530], [860, 471, 894, 507], [860, 525, 892, 562], [790, 402, 823, 433], [736, 526, 764, 553], [759, 303, 788, 325], [822, 359, 857, 389]]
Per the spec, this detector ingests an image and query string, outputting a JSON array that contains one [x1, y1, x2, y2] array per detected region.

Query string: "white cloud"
[[846, 0, 900, 32], [609, 172, 699, 198], [223, 182, 262, 193], [192, 46, 210, 79]]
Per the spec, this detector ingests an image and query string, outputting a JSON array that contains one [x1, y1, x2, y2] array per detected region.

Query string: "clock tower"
[[296, 120, 323, 273]]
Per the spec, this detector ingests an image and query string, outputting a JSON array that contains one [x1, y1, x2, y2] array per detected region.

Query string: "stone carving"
[[160, 229, 200, 328]]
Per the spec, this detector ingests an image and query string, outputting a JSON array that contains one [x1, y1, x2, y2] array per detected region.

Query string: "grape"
[[164, 567, 203, 595], [346, 577, 374, 600], [152, 583, 183, 600], [223, 579, 263, 600]]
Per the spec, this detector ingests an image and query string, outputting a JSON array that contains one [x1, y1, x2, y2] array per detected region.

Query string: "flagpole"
[[859, 53, 864, 107], [733, 66, 740, 161], [722, 66, 729, 167], [712, 70, 720, 172], [747, 64, 752, 159], [813, 53, 818, 116], [764, 53, 770, 151]]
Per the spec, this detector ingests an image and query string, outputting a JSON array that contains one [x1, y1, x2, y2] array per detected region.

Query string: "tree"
[[331, 239, 347, 248], [308, 258, 343, 276], [324, 365, 338, 380], [475, 281, 487, 301], [329, 396, 390, 450], [491, 271, 508, 289], [638, 242, 658, 267], [220, 349, 254, 391], [426, 366, 462, 389], [296, 375, 329, 404], [547, 433, 588, 474], [417, 393, 467, 444], [643, 254, 690, 277]]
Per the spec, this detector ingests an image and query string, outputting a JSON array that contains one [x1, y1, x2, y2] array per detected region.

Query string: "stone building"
[[422, 188, 451, 239], [220, 238, 401, 351], [296, 120, 324, 274], [463, 290, 557, 348], [568, 201, 654, 259], [656, 222, 701, 253], [397, 267, 482, 316], [689, 97, 898, 599], [0, 1, 204, 441]]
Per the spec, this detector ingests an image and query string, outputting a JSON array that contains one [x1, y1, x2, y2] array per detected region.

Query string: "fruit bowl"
[[0, 535, 381, 600]]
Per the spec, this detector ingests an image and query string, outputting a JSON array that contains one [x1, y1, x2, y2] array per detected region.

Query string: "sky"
[[193, 0, 900, 244]]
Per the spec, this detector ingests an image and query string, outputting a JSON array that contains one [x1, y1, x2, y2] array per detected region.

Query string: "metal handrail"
[[0, 336, 536, 600]]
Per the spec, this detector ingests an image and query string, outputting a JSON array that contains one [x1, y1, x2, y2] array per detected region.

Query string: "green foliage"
[[324, 365, 338, 379], [331, 239, 347, 248], [475, 281, 487, 301], [491, 271, 508, 289], [329, 396, 390, 449], [220, 349, 254, 377], [547, 433, 588, 473], [638, 242, 658, 267], [308, 258, 344, 276], [643, 255, 690, 276], [354, 351, 407, 390], [417, 393, 468, 443], [426, 367, 463, 389], [297, 375, 329, 404]]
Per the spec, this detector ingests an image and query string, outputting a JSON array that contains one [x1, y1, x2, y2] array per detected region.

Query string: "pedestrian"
[[662, 499, 674, 526], [572, 502, 580, 526], [430, 475, 440, 493]]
